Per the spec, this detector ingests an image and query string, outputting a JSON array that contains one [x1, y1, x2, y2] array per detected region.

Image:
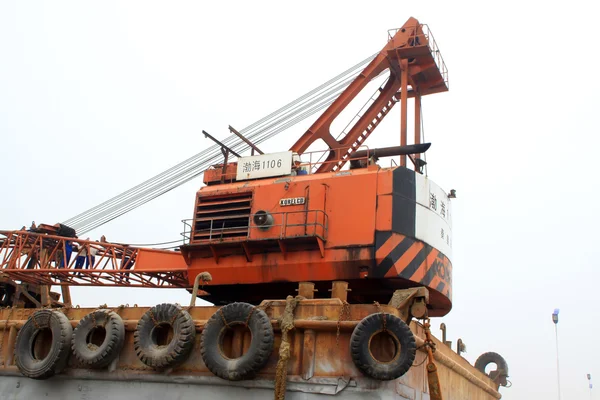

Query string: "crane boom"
[[0, 231, 188, 287]]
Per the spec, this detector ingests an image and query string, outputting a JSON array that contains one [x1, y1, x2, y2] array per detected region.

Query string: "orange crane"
[[0, 17, 451, 315]]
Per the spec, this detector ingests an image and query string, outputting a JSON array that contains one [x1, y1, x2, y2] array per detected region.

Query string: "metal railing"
[[182, 209, 328, 245], [200, 145, 374, 182], [387, 24, 449, 89]]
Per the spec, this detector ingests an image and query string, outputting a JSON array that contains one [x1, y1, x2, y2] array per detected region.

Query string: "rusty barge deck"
[[0, 297, 502, 400]]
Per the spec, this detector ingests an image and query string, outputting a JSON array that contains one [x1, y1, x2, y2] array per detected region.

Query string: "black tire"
[[72, 309, 125, 369], [474, 352, 508, 374], [134, 303, 195, 369], [350, 313, 416, 381], [15, 309, 73, 380], [201, 302, 274, 381]]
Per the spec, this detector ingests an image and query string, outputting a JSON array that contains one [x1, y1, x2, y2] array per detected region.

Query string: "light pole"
[[552, 309, 561, 400]]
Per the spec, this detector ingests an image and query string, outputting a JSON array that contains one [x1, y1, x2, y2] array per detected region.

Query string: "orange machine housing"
[[182, 163, 452, 316]]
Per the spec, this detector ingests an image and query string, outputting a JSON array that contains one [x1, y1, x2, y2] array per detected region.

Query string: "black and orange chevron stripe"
[[374, 231, 452, 300]]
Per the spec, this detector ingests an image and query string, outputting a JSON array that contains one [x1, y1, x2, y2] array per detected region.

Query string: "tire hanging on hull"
[[14, 310, 73, 380], [350, 313, 416, 380], [134, 303, 196, 369], [201, 302, 274, 381], [71, 309, 125, 369]]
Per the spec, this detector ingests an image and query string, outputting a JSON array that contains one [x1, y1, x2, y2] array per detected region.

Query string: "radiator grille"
[[192, 192, 252, 242]]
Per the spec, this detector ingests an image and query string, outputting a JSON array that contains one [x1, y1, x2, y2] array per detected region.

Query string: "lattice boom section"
[[0, 231, 189, 288]]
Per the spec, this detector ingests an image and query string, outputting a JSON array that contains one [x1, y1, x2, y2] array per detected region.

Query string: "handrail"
[[202, 144, 374, 182], [183, 209, 329, 245]]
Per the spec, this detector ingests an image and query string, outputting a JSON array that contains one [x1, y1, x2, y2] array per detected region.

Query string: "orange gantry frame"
[[291, 17, 447, 172]]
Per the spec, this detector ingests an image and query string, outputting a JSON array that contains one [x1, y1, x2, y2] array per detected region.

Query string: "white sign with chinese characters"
[[414, 174, 453, 261], [236, 151, 293, 181]]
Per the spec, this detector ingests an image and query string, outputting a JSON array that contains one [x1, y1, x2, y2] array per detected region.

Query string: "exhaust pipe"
[[350, 143, 431, 160]]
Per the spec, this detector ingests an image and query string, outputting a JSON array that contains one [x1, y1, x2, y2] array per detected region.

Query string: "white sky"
[[1, 1, 598, 399]]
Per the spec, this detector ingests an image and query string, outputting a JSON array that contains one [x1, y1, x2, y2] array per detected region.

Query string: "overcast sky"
[[1, 1, 598, 399]]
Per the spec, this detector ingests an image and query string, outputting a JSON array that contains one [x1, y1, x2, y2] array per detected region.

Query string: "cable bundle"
[[63, 54, 376, 235]]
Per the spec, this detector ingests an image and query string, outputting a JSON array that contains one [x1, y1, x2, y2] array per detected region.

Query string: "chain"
[[336, 301, 351, 348], [147, 310, 159, 326], [218, 308, 231, 329], [170, 309, 180, 326], [32, 313, 41, 330], [244, 307, 256, 327], [422, 317, 436, 354]]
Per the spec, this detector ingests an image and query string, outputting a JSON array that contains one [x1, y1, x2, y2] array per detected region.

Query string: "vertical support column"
[[400, 59, 409, 167], [39, 246, 52, 307], [297, 282, 316, 299], [414, 91, 422, 172], [40, 286, 51, 307], [61, 285, 72, 308], [414, 92, 421, 146], [331, 281, 349, 302]]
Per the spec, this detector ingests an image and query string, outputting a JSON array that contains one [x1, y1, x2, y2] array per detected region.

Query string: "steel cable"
[[73, 84, 348, 234], [72, 80, 352, 233], [65, 54, 377, 234], [75, 92, 342, 234]]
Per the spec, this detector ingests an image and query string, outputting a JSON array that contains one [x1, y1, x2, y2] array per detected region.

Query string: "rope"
[[274, 295, 301, 400], [372, 301, 387, 332]]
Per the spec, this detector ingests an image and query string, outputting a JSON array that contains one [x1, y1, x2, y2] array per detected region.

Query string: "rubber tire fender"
[[474, 352, 508, 375], [71, 309, 125, 369], [201, 302, 274, 381], [134, 303, 195, 369], [14, 309, 73, 380], [350, 313, 416, 381]]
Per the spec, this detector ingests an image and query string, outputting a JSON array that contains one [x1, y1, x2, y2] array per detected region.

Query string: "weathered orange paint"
[[184, 166, 452, 315]]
